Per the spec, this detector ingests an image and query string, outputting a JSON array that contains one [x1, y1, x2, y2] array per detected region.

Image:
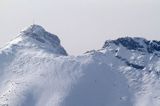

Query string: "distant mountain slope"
[[0, 25, 160, 106]]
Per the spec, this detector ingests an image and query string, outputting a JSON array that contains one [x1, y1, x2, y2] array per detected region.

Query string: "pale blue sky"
[[0, 0, 160, 55]]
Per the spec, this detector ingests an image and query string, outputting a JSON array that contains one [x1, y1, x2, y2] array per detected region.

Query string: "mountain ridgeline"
[[103, 37, 160, 53], [0, 25, 160, 106]]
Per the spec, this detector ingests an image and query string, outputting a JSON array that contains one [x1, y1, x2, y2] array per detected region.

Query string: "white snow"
[[0, 25, 160, 106]]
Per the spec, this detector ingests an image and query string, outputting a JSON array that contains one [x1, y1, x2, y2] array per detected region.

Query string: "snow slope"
[[0, 25, 160, 106]]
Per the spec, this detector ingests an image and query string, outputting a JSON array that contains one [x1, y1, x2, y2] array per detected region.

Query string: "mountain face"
[[0, 25, 160, 106], [103, 37, 160, 53], [2, 25, 67, 56]]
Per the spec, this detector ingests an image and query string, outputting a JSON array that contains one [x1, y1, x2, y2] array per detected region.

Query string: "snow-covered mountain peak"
[[22, 24, 46, 35], [103, 37, 160, 53], [4, 25, 68, 56], [1, 25, 160, 106]]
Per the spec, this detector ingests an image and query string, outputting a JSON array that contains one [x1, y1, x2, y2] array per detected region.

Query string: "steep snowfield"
[[0, 25, 160, 106]]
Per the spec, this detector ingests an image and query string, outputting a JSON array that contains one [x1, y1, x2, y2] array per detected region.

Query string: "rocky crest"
[[103, 37, 160, 53]]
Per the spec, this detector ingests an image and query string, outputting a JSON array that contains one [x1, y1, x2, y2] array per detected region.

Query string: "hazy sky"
[[0, 0, 160, 55]]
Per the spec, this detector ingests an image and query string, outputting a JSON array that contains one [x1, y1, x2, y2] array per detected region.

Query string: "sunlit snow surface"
[[0, 25, 160, 106]]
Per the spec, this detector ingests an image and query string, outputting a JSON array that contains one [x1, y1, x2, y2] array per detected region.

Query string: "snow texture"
[[0, 25, 160, 106]]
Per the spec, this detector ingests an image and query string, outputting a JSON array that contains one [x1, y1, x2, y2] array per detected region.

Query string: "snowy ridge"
[[103, 37, 160, 54], [2, 24, 67, 56], [0, 25, 160, 106]]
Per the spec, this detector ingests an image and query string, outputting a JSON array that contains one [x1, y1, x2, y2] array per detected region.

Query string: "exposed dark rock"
[[103, 37, 160, 53]]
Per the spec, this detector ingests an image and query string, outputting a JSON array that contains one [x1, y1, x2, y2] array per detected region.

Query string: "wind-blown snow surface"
[[0, 25, 160, 106]]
